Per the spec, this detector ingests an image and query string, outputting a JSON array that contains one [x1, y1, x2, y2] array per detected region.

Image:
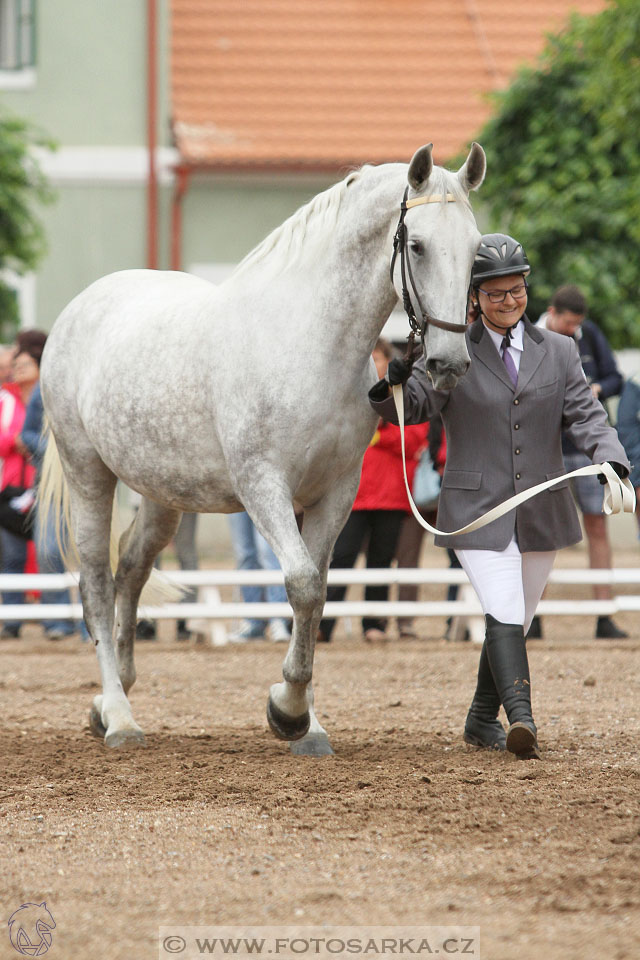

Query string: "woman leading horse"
[[369, 234, 630, 760]]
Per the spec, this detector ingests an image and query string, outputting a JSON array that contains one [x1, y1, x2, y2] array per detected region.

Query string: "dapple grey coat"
[[369, 318, 630, 551]]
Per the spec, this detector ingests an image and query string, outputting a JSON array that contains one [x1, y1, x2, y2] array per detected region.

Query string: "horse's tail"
[[38, 430, 77, 571], [38, 432, 184, 606]]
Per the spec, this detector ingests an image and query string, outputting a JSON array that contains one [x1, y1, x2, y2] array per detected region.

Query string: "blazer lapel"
[[514, 321, 547, 397], [469, 321, 516, 392]]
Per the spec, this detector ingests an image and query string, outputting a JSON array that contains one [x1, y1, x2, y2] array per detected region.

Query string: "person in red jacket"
[[0, 344, 40, 638], [318, 338, 427, 643]]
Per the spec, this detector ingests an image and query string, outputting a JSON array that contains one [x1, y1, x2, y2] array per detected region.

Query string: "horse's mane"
[[231, 167, 368, 279], [427, 166, 472, 209], [231, 162, 470, 280]]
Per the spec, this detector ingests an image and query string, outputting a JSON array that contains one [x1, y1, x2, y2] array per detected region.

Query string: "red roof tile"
[[171, 0, 607, 170]]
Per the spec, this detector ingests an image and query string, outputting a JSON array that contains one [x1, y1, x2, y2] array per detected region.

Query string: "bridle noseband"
[[390, 186, 470, 346]]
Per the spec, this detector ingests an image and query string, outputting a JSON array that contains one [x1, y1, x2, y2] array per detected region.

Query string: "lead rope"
[[392, 384, 636, 535]]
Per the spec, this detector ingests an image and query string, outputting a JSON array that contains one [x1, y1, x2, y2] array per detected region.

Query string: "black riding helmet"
[[471, 233, 531, 287]]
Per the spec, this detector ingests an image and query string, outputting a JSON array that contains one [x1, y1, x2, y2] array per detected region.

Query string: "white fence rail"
[[2, 568, 640, 645]]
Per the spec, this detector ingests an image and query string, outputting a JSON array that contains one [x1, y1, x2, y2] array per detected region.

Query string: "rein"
[[390, 187, 470, 352], [392, 384, 636, 535]]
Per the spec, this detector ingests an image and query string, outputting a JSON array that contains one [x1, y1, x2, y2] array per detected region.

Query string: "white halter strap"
[[392, 384, 636, 536]]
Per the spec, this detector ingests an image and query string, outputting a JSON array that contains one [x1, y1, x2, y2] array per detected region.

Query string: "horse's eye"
[[409, 240, 424, 256]]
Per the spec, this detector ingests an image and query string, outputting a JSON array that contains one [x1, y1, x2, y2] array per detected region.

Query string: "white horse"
[[39, 142, 486, 754]]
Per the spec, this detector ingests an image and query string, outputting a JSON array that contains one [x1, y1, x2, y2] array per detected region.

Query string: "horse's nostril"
[[426, 358, 470, 388], [427, 359, 469, 377]]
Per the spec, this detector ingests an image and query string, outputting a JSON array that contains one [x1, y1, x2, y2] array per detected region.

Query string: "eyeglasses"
[[477, 281, 528, 304]]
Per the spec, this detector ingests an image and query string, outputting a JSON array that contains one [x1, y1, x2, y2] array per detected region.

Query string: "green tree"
[[0, 109, 55, 341], [473, 0, 640, 347]]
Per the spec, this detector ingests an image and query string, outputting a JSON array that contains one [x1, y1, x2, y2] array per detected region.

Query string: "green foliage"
[[0, 108, 55, 339], [472, 0, 640, 347]]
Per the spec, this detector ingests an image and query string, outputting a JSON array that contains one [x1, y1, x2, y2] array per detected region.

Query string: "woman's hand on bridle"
[[387, 357, 412, 386]]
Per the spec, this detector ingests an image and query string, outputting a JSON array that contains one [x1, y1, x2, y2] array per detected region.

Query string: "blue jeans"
[[0, 528, 28, 633], [563, 450, 604, 515], [35, 507, 78, 636], [228, 512, 287, 630]]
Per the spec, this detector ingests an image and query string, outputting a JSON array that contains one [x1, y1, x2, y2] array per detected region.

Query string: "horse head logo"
[[7, 902, 56, 956]]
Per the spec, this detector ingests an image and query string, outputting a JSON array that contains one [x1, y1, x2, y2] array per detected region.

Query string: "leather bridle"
[[390, 187, 470, 345]]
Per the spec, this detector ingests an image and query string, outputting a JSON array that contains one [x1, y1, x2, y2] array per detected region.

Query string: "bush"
[[472, 0, 640, 346], [0, 109, 55, 339]]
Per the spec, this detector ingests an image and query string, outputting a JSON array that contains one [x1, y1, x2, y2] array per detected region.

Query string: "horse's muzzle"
[[426, 358, 470, 391]]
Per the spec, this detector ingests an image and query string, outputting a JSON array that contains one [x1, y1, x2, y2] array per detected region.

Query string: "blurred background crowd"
[[1, 302, 639, 645], [1, 0, 639, 643]]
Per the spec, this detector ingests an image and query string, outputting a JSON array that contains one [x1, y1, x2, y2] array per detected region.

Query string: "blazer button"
[[514, 398, 519, 405], [515, 448, 521, 455], [516, 473, 521, 480], [514, 423, 520, 429]]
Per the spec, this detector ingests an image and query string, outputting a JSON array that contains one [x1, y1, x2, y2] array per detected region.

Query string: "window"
[[0, 0, 35, 71]]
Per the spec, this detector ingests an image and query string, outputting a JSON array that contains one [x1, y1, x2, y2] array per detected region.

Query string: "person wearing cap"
[[534, 285, 627, 640], [368, 233, 630, 760]]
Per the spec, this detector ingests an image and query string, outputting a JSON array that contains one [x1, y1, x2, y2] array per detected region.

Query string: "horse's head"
[[391, 142, 486, 391]]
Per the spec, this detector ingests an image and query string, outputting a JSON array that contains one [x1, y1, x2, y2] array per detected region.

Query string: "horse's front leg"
[[234, 474, 324, 743], [266, 543, 322, 743], [238, 470, 359, 756], [285, 475, 361, 756]]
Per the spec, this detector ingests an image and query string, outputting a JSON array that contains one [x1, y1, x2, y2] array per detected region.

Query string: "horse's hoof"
[[267, 697, 310, 742], [89, 702, 106, 739], [105, 727, 146, 749], [289, 732, 334, 757]]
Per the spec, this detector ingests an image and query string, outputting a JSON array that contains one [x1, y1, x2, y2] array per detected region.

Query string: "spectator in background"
[[227, 512, 291, 644], [395, 299, 480, 643], [394, 410, 445, 639], [318, 338, 427, 643], [134, 510, 202, 642], [0, 343, 40, 638], [535, 285, 626, 639], [616, 374, 640, 536], [173, 513, 199, 641], [0, 345, 15, 566], [0, 345, 14, 384], [20, 374, 85, 640]]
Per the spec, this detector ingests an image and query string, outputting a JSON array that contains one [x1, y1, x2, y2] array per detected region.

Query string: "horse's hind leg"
[[114, 498, 182, 694], [63, 458, 145, 747]]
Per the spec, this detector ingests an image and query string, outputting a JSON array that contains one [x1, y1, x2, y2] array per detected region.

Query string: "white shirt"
[[482, 318, 524, 374]]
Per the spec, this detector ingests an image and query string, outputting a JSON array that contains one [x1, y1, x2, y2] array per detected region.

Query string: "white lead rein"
[[392, 384, 636, 536]]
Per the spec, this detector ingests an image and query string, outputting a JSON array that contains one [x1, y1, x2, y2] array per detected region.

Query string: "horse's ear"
[[408, 143, 434, 192], [457, 142, 486, 192]]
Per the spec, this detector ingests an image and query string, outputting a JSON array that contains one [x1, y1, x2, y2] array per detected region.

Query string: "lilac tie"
[[501, 336, 518, 387]]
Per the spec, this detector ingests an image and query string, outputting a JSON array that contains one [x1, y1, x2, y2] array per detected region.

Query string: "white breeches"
[[455, 536, 556, 632]]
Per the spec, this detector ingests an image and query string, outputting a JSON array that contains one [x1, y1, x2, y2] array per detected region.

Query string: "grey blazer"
[[369, 318, 630, 551]]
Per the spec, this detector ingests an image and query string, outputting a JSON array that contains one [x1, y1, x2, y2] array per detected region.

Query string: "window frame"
[[0, 0, 36, 88]]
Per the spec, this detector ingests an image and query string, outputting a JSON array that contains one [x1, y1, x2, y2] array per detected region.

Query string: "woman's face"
[[12, 352, 39, 388], [475, 273, 528, 332]]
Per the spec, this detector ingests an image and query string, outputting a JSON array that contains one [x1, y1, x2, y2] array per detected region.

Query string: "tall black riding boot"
[[485, 614, 541, 760], [463, 640, 506, 750]]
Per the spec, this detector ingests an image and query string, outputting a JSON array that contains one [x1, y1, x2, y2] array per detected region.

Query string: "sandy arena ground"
[[1, 547, 640, 960]]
